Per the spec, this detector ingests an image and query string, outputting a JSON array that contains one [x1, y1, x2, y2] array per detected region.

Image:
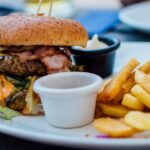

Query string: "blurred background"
[[0, 0, 122, 17], [0, 0, 149, 41]]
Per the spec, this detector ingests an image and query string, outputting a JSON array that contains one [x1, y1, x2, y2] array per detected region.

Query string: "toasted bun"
[[0, 14, 88, 47]]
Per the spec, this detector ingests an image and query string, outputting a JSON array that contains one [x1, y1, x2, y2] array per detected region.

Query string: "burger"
[[0, 13, 88, 117]]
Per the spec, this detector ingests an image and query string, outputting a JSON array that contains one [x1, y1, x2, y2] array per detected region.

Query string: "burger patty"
[[0, 55, 46, 77], [0, 46, 71, 77], [0, 46, 38, 52]]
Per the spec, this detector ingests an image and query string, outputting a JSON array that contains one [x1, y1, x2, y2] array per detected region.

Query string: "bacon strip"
[[41, 54, 70, 74], [10, 46, 71, 74]]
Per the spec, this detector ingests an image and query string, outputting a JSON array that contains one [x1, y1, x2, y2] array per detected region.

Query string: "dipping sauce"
[[74, 34, 108, 50], [71, 35, 120, 77]]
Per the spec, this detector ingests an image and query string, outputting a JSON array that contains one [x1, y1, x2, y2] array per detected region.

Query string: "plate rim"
[[0, 118, 150, 148], [119, 1, 150, 32], [1, 43, 150, 148]]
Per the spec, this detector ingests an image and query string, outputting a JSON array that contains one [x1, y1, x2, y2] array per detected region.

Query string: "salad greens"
[[0, 105, 20, 120]]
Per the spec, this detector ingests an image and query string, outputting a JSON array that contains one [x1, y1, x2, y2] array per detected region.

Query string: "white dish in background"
[[1, 42, 150, 149], [119, 1, 150, 34]]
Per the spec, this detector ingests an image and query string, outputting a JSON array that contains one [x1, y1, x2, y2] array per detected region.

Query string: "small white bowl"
[[33, 72, 103, 128]]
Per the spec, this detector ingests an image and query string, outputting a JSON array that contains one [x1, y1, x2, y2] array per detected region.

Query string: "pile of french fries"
[[94, 59, 150, 138]]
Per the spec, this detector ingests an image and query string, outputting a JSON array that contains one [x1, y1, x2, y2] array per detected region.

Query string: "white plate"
[[1, 42, 150, 149], [119, 1, 150, 33]]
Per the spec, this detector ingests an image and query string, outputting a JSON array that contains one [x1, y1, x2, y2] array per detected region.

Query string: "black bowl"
[[71, 36, 120, 78]]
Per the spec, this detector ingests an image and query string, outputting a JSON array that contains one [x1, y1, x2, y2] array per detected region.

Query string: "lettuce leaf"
[[0, 106, 20, 120]]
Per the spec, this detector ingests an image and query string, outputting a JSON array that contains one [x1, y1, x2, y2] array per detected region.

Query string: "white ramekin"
[[33, 72, 103, 128]]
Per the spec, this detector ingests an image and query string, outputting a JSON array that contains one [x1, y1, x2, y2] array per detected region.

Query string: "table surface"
[[0, 8, 150, 150]]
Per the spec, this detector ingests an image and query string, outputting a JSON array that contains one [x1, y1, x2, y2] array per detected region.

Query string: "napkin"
[[76, 10, 119, 37]]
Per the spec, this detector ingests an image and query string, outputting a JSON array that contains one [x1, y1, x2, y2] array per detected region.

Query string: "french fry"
[[114, 60, 150, 104], [112, 89, 125, 104], [98, 79, 112, 93], [122, 76, 135, 93], [122, 60, 150, 93], [97, 59, 140, 102], [125, 111, 150, 130], [99, 103, 130, 118], [95, 104, 103, 118], [93, 118, 137, 137], [122, 93, 144, 111], [138, 60, 150, 73], [135, 70, 150, 93], [131, 84, 150, 108], [94, 60, 150, 138]]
